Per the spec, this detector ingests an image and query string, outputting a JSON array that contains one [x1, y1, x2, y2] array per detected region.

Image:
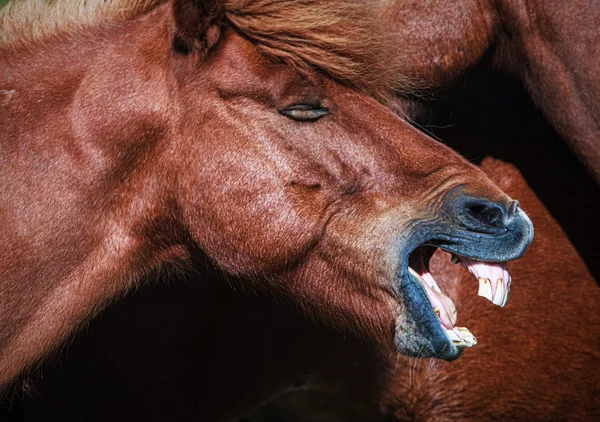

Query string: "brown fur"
[[224, 0, 416, 98], [0, 0, 528, 389], [383, 0, 600, 184]]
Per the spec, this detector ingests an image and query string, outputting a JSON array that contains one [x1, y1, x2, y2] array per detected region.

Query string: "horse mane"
[[1, 0, 413, 98], [0, 1, 163, 44]]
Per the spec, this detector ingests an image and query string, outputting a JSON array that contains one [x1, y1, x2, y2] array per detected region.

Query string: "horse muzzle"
[[434, 197, 534, 262], [392, 194, 534, 361]]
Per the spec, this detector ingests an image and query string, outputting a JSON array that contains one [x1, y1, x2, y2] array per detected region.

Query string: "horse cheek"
[[183, 184, 319, 277]]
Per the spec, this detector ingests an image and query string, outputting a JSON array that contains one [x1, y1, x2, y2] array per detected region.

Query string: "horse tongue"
[[460, 258, 511, 307], [409, 268, 457, 329]]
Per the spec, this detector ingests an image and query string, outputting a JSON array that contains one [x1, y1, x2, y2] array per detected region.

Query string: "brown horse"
[[382, 0, 600, 185], [0, 0, 533, 390], [9, 158, 596, 421]]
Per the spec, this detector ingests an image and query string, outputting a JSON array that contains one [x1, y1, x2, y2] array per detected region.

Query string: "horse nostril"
[[460, 198, 510, 231], [467, 204, 503, 226]]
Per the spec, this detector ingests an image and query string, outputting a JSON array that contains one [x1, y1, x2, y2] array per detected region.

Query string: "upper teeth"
[[493, 279, 507, 307], [462, 259, 511, 308], [477, 277, 509, 307], [478, 278, 493, 301]]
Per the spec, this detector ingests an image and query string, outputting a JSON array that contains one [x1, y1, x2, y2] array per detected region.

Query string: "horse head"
[[0, 0, 532, 386], [165, 0, 533, 359]]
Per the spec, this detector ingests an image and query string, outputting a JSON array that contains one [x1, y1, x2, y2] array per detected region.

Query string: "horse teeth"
[[478, 278, 493, 302], [457, 327, 477, 347], [492, 278, 506, 307], [446, 328, 461, 343], [450, 254, 460, 264], [446, 327, 477, 349], [502, 282, 511, 307]]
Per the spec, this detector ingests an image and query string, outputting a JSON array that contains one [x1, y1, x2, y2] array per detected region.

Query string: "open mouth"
[[408, 245, 512, 350]]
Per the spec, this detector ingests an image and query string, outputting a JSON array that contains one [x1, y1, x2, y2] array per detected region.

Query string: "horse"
[[7, 64, 595, 422], [248, 157, 600, 422], [0, 0, 534, 390], [381, 0, 600, 185], [9, 158, 597, 421]]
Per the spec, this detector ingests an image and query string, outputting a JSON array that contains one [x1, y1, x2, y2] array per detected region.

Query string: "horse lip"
[[424, 208, 534, 262], [434, 236, 521, 261], [393, 266, 462, 361]]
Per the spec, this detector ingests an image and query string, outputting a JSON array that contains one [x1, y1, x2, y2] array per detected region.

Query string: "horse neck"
[[492, 0, 600, 184], [383, 0, 499, 88], [0, 6, 185, 387]]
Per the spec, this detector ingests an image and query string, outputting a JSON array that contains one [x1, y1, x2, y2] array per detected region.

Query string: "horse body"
[[381, 0, 496, 87], [386, 0, 600, 183], [495, 0, 600, 184], [0, 0, 533, 389]]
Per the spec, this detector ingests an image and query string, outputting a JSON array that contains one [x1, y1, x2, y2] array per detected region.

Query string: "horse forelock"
[[224, 0, 416, 98], [0, 0, 415, 98]]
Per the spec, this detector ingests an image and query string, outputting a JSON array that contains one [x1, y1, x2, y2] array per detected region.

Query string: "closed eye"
[[280, 104, 329, 121]]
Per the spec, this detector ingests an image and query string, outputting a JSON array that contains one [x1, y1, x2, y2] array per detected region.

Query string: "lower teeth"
[[446, 327, 477, 349]]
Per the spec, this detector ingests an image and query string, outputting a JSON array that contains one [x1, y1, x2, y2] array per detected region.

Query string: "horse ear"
[[172, 0, 226, 54]]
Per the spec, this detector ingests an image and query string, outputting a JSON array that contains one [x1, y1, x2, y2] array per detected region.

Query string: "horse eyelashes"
[[280, 105, 329, 121]]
